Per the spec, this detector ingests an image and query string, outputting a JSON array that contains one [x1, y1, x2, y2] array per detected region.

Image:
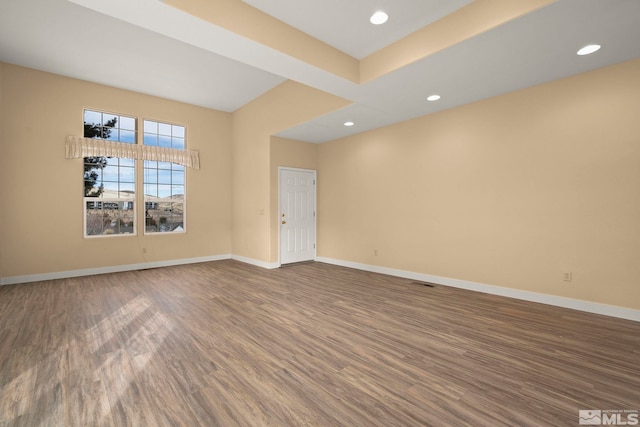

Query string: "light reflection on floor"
[[0, 295, 175, 425]]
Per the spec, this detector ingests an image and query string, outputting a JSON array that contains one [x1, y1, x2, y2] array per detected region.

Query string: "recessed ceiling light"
[[577, 44, 601, 56], [370, 11, 389, 25], [427, 94, 441, 102], [344, 121, 355, 127]]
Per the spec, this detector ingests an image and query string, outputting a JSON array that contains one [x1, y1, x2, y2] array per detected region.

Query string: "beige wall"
[[0, 64, 232, 278], [0, 63, 4, 275], [231, 80, 348, 264], [317, 58, 640, 310], [2, 58, 638, 313]]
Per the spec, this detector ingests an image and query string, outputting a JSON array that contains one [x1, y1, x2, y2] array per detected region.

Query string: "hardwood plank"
[[1, 260, 639, 426]]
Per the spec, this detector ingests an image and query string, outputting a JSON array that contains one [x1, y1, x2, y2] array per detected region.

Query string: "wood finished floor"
[[0, 260, 638, 426]]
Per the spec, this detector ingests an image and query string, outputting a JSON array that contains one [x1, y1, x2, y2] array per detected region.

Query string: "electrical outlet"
[[563, 272, 572, 282]]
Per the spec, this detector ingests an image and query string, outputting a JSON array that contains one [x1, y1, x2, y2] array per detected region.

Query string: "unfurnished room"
[[1, 0, 639, 426]]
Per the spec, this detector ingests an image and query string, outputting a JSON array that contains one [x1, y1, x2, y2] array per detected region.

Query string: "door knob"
[[282, 220, 287, 224]]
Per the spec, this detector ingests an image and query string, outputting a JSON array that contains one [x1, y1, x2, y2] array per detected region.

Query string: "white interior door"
[[279, 168, 316, 265]]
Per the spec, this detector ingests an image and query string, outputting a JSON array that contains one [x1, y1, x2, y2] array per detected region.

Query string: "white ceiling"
[[241, 0, 473, 59], [278, 0, 640, 142], [1, 0, 640, 143], [0, 0, 285, 112]]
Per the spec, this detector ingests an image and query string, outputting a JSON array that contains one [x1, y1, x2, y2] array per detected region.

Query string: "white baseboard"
[[316, 257, 640, 323], [3, 254, 637, 322], [0, 254, 232, 286], [231, 254, 279, 270]]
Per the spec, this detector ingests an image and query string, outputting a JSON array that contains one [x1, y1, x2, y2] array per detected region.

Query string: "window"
[[83, 110, 137, 236], [81, 110, 188, 237], [143, 120, 186, 233]]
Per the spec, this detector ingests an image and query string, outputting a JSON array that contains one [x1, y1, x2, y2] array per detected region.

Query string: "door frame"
[[278, 166, 317, 267]]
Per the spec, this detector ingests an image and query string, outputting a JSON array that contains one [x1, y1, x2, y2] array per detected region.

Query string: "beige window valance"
[[65, 136, 200, 169]]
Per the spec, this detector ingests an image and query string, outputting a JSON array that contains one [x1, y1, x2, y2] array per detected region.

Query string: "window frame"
[[82, 109, 138, 238], [142, 118, 187, 235], [81, 110, 189, 238]]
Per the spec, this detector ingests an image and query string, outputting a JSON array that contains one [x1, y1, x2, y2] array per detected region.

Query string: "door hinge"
[[313, 211, 316, 217], [313, 243, 316, 249], [313, 179, 316, 185]]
